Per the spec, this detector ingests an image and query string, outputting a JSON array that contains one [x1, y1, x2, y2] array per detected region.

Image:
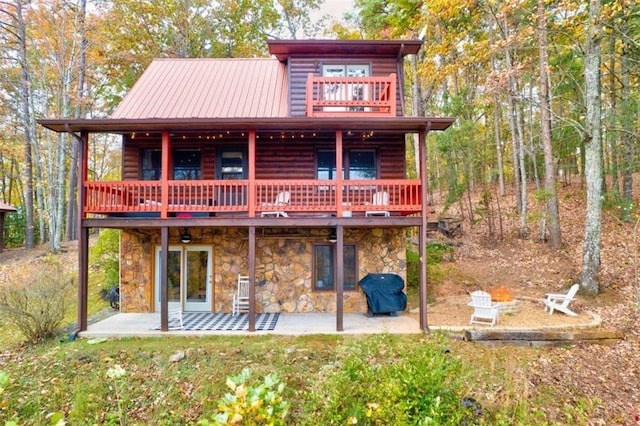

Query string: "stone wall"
[[120, 227, 406, 314]]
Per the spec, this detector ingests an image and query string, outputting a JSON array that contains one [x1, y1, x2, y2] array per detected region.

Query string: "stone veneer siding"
[[119, 227, 406, 314]]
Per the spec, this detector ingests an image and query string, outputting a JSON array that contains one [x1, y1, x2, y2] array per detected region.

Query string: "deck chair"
[[468, 290, 499, 326], [168, 301, 183, 330], [232, 274, 250, 316], [261, 191, 290, 217], [365, 191, 390, 217], [543, 284, 579, 316]]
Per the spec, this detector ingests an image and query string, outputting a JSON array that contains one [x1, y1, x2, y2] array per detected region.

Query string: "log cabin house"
[[38, 39, 455, 332]]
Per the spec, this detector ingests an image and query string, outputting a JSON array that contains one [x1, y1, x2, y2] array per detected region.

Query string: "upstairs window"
[[140, 148, 202, 180], [173, 149, 202, 180], [348, 150, 376, 180], [141, 149, 161, 180], [322, 64, 370, 112], [316, 150, 377, 180]]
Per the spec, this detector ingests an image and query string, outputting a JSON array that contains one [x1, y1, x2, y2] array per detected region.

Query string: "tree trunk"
[[537, 0, 561, 248], [489, 19, 505, 196], [411, 54, 423, 179], [620, 12, 633, 217], [65, 0, 87, 241], [581, 0, 603, 294], [14, 0, 35, 248]]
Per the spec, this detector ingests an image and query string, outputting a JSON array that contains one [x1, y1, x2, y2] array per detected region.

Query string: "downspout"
[[396, 43, 406, 116]]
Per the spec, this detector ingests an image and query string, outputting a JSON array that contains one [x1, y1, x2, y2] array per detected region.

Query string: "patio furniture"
[[365, 191, 390, 217], [261, 191, 290, 217], [359, 273, 407, 317], [168, 301, 183, 330], [232, 274, 250, 315], [468, 290, 499, 326], [543, 284, 579, 316]]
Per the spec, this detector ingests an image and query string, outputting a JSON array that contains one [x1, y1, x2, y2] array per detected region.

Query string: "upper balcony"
[[84, 178, 422, 219], [306, 74, 397, 118]]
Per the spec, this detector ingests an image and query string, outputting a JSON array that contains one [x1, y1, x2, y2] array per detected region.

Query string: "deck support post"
[[77, 131, 89, 332], [78, 226, 89, 332], [336, 224, 344, 332], [249, 225, 256, 332], [160, 226, 169, 331], [419, 128, 430, 333]]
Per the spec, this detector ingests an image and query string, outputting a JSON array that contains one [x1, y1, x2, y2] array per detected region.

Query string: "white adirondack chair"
[[543, 284, 579, 316], [261, 191, 290, 217], [468, 290, 499, 326], [232, 274, 250, 316], [365, 191, 390, 217]]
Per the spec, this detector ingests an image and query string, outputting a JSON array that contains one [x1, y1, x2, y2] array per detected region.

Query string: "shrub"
[[0, 259, 74, 343], [406, 242, 455, 293], [90, 229, 120, 296], [200, 368, 289, 425], [301, 334, 472, 425]]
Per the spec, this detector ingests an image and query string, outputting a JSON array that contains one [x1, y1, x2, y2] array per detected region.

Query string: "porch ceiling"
[[37, 116, 455, 134]]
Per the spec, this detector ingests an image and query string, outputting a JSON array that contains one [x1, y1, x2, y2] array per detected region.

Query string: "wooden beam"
[[418, 129, 429, 333], [161, 132, 170, 219], [335, 130, 343, 218], [160, 226, 169, 331], [77, 131, 90, 332], [249, 225, 256, 332], [465, 329, 624, 346], [248, 131, 256, 217], [336, 224, 344, 332], [77, 226, 89, 331], [82, 216, 426, 229]]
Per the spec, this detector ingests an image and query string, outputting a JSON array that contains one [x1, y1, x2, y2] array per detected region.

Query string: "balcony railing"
[[84, 179, 422, 217], [306, 73, 397, 117]]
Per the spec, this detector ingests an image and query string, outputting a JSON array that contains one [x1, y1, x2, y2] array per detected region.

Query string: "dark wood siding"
[[287, 55, 404, 117], [122, 138, 218, 180], [123, 135, 406, 181]]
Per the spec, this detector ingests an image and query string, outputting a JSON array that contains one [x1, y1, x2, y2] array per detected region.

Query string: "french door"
[[155, 245, 212, 312]]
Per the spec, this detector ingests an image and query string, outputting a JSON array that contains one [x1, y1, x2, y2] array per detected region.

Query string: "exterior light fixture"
[[328, 228, 337, 243], [180, 228, 192, 244]]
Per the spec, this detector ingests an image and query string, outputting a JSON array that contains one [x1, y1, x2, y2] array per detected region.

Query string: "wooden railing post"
[[306, 73, 314, 116], [161, 132, 170, 218], [248, 131, 256, 217], [389, 73, 397, 116]]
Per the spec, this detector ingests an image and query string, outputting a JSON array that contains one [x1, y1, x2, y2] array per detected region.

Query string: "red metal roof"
[[111, 59, 288, 119]]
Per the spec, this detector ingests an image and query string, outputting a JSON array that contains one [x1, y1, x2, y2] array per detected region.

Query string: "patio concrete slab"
[[79, 312, 423, 338]]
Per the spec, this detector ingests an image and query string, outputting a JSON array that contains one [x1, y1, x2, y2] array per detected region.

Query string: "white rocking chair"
[[365, 191, 390, 217], [261, 191, 290, 217], [168, 301, 183, 330], [543, 284, 579, 316], [232, 274, 250, 316], [468, 290, 499, 326]]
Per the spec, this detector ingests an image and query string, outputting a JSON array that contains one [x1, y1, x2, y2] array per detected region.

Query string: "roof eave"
[[37, 117, 455, 134]]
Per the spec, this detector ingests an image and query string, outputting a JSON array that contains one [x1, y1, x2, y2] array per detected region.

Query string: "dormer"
[[267, 39, 422, 117]]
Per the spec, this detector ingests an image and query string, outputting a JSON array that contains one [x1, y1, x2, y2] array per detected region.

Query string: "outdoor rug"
[[155, 312, 280, 331]]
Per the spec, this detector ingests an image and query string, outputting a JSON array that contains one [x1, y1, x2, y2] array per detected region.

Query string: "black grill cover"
[[359, 273, 407, 315]]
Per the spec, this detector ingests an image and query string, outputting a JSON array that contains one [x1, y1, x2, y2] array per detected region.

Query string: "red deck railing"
[[306, 73, 397, 117], [84, 179, 422, 217]]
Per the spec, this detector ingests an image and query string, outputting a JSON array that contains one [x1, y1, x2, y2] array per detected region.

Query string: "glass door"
[[155, 245, 212, 312]]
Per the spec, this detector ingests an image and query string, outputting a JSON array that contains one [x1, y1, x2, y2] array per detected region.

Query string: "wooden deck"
[[84, 179, 422, 218], [306, 74, 397, 117]]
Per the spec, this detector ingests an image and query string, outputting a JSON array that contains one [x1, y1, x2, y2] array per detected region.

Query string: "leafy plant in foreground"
[[302, 334, 472, 425], [199, 368, 289, 425]]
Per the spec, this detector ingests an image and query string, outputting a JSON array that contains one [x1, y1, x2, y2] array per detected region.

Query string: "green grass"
[[0, 333, 597, 425]]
